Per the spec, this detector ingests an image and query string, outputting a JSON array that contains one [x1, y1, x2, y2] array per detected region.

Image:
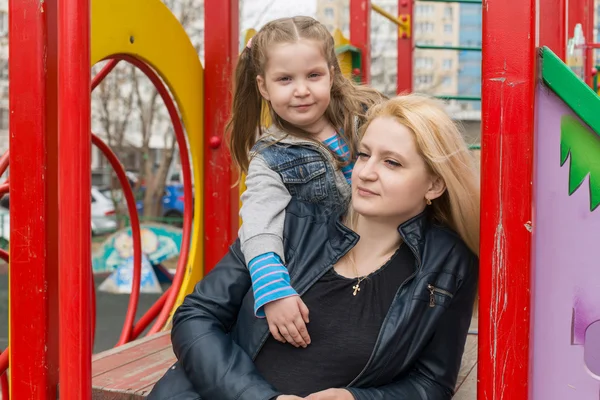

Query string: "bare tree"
[[91, 62, 136, 223], [130, 0, 201, 219], [91, 0, 202, 221]]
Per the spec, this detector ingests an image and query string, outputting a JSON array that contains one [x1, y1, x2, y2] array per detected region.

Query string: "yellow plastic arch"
[[91, 0, 204, 323]]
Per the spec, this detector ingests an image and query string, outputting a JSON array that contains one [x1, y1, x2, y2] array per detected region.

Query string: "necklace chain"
[[350, 244, 401, 296]]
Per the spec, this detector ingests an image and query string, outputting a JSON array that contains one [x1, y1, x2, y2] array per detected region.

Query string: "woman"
[[149, 94, 480, 400]]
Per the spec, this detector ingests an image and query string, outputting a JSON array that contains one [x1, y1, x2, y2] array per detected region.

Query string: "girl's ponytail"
[[227, 44, 264, 174]]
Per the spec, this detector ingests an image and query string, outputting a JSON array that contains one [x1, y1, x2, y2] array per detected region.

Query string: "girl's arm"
[[240, 156, 298, 316]]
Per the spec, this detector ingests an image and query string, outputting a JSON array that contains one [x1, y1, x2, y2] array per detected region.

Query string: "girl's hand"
[[264, 295, 311, 348], [277, 396, 304, 399], [305, 389, 354, 400]]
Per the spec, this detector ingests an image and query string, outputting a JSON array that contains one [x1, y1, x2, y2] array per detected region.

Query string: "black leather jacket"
[[169, 200, 478, 400]]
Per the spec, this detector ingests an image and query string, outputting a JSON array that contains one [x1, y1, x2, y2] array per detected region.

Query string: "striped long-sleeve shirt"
[[250, 133, 354, 317]]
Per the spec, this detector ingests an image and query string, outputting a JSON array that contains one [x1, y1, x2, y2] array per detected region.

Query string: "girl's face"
[[256, 39, 334, 136], [351, 116, 445, 226]]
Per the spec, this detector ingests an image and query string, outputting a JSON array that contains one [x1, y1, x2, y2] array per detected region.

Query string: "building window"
[[444, 6, 453, 18], [444, 24, 453, 34], [416, 22, 435, 34], [442, 76, 452, 86], [415, 57, 434, 69], [443, 59, 453, 70], [324, 7, 335, 19], [415, 74, 433, 85]]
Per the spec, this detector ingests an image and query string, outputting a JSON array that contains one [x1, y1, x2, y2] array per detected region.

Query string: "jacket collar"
[[397, 211, 431, 266], [327, 209, 432, 266]]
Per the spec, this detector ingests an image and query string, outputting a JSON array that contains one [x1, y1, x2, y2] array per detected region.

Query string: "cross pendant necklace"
[[352, 276, 366, 296]]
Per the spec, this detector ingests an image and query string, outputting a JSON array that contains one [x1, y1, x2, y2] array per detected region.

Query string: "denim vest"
[[251, 137, 350, 213]]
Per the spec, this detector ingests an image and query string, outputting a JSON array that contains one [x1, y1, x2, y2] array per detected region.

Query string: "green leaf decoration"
[[560, 115, 600, 211]]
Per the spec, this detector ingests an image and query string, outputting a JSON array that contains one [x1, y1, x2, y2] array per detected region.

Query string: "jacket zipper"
[[427, 284, 454, 307], [347, 240, 422, 387]]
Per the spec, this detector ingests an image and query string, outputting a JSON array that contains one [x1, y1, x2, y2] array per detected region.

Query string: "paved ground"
[[0, 267, 165, 355]]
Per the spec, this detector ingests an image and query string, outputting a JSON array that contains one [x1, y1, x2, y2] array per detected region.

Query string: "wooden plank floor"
[[454, 314, 478, 400]]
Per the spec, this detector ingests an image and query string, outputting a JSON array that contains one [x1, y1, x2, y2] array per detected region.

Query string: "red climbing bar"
[[350, 0, 371, 84], [8, 0, 60, 397], [58, 0, 92, 397], [539, 0, 566, 60], [203, 0, 240, 273], [397, 0, 413, 94], [479, 0, 537, 399]]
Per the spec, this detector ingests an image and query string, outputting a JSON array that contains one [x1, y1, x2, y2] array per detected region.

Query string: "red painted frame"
[[8, 0, 59, 397], [397, 0, 413, 94], [350, 0, 371, 84], [479, 0, 537, 398], [203, 0, 240, 274], [57, 0, 92, 397], [540, 0, 567, 60]]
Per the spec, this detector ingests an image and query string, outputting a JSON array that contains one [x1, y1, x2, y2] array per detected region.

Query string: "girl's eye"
[[277, 77, 291, 82], [357, 152, 370, 160], [309, 73, 321, 78]]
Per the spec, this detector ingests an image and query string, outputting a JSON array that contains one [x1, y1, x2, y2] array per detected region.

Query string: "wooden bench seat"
[[91, 331, 478, 400], [92, 331, 176, 399]]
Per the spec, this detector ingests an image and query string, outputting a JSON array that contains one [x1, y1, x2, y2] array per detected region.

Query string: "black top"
[[254, 244, 415, 396]]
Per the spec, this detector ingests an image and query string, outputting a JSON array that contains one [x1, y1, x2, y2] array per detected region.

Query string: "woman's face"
[[351, 116, 443, 225]]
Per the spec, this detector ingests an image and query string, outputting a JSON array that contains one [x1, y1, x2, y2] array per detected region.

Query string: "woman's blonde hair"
[[227, 16, 385, 173], [358, 94, 480, 255]]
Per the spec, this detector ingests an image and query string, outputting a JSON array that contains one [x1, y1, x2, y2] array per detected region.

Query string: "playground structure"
[[1, 0, 600, 399]]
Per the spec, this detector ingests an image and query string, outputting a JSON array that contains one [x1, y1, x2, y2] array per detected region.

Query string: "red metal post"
[[479, 0, 537, 399], [204, 0, 239, 274], [397, 0, 413, 93], [350, 0, 371, 84], [539, 0, 567, 60], [58, 0, 91, 397], [8, 0, 59, 396]]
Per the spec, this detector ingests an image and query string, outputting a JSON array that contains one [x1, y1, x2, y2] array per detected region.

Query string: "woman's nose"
[[358, 160, 377, 181]]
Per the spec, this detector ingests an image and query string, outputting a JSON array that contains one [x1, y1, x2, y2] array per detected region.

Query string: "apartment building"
[[316, 0, 460, 99]]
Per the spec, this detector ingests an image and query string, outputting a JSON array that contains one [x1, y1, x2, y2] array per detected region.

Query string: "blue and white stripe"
[[249, 252, 298, 317], [322, 134, 354, 183]]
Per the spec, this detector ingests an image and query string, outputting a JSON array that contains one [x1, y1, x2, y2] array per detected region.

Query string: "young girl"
[[228, 16, 384, 348]]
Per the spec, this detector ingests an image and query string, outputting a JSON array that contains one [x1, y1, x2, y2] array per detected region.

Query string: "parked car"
[[0, 187, 117, 241], [0, 206, 9, 250], [91, 186, 118, 236]]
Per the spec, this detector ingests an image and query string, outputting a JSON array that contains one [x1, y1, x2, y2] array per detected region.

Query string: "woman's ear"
[[256, 75, 270, 101], [426, 176, 446, 201]]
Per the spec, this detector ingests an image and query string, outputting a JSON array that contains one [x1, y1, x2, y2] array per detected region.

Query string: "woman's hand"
[[277, 396, 304, 400], [305, 388, 354, 400]]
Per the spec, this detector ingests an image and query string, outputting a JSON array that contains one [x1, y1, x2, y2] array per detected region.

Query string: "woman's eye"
[[386, 160, 401, 167]]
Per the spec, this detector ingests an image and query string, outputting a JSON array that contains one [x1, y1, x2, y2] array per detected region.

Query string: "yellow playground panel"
[[91, 0, 204, 321]]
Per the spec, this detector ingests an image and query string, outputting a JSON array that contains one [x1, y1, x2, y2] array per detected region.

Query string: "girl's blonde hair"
[[358, 94, 480, 255], [227, 16, 385, 173]]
